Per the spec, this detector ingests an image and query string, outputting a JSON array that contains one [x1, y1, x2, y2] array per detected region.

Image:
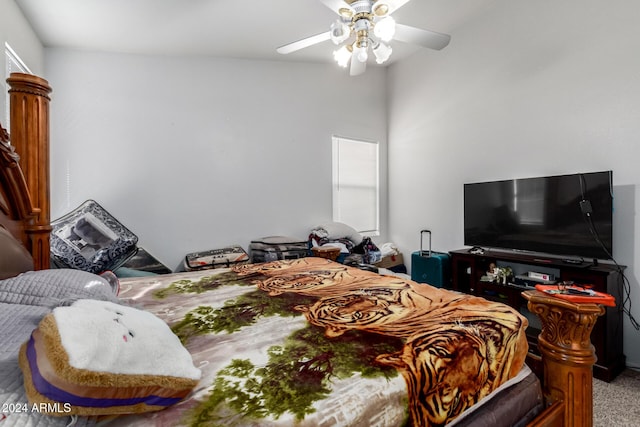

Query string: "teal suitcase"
[[411, 230, 451, 288]]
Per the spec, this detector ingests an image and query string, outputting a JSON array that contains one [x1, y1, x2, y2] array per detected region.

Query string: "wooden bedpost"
[[7, 72, 52, 270], [523, 290, 605, 427]]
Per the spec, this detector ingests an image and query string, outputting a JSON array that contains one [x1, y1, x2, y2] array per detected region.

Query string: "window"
[[332, 136, 379, 235], [3, 43, 32, 130]]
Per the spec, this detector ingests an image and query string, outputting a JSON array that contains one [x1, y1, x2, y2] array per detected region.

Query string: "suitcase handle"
[[420, 229, 432, 257]]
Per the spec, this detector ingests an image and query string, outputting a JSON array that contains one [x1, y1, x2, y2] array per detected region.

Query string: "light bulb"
[[356, 47, 368, 63], [374, 16, 396, 42]]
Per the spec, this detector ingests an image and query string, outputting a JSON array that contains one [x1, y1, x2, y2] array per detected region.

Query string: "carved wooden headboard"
[[0, 73, 52, 269]]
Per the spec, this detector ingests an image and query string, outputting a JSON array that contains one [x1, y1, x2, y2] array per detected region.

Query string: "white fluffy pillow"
[[318, 222, 363, 245]]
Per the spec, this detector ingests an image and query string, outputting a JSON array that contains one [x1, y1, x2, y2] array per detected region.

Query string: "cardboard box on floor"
[[377, 253, 404, 269]]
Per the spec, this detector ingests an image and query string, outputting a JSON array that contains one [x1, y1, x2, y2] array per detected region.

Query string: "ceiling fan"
[[276, 0, 451, 76]]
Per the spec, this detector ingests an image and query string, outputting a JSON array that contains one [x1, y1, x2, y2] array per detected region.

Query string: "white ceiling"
[[15, 0, 496, 66]]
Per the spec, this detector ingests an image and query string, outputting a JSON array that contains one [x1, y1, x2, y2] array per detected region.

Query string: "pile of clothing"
[[308, 222, 382, 264]]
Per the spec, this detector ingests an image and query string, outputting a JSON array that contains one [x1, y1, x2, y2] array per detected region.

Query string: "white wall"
[[44, 49, 388, 270], [387, 0, 640, 368], [0, 0, 45, 123], [0, 1, 44, 73]]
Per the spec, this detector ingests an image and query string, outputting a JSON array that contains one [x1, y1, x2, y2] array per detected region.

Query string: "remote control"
[[566, 288, 595, 296]]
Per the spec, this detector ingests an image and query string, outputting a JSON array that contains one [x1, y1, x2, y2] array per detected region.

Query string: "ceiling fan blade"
[[372, 0, 412, 16], [394, 23, 451, 50], [350, 56, 367, 76], [276, 31, 332, 54], [319, 0, 354, 16]]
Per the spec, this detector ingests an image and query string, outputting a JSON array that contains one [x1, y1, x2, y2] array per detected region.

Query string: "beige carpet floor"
[[593, 368, 640, 426]]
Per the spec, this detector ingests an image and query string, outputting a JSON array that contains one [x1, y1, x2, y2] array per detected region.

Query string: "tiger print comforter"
[[113, 257, 528, 427]]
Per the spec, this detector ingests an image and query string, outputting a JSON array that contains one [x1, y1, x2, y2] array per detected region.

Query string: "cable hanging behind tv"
[[463, 171, 613, 260]]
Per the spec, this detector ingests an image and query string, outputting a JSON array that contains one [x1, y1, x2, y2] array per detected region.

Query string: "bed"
[[1, 72, 604, 427]]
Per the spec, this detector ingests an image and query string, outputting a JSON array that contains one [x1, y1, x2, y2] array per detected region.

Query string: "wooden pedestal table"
[[523, 290, 605, 427]]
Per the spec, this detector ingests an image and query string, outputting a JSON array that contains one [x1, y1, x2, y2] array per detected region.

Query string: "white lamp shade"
[[330, 20, 350, 45], [373, 42, 392, 64], [374, 16, 396, 42], [333, 45, 352, 67]]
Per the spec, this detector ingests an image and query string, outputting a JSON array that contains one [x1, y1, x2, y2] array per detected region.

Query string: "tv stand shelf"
[[449, 248, 625, 382]]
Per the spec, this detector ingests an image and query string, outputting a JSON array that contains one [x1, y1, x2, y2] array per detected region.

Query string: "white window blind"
[[332, 136, 379, 235], [3, 43, 32, 130]]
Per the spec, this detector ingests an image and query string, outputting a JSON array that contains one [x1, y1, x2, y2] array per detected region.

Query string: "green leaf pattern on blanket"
[[153, 271, 249, 299], [171, 291, 317, 341], [186, 325, 403, 425]]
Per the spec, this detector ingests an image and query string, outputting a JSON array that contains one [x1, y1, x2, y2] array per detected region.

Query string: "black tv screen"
[[464, 171, 613, 260]]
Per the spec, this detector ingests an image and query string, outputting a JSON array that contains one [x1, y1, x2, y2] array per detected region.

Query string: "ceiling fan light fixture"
[[333, 44, 352, 67], [373, 41, 392, 64], [373, 16, 396, 42], [330, 19, 351, 44], [277, 0, 451, 77]]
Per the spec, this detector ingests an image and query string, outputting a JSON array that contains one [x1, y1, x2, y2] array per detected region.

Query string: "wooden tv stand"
[[449, 248, 625, 382]]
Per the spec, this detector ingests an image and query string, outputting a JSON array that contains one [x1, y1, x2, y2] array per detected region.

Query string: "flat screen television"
[[464, 171, 613, 260]]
